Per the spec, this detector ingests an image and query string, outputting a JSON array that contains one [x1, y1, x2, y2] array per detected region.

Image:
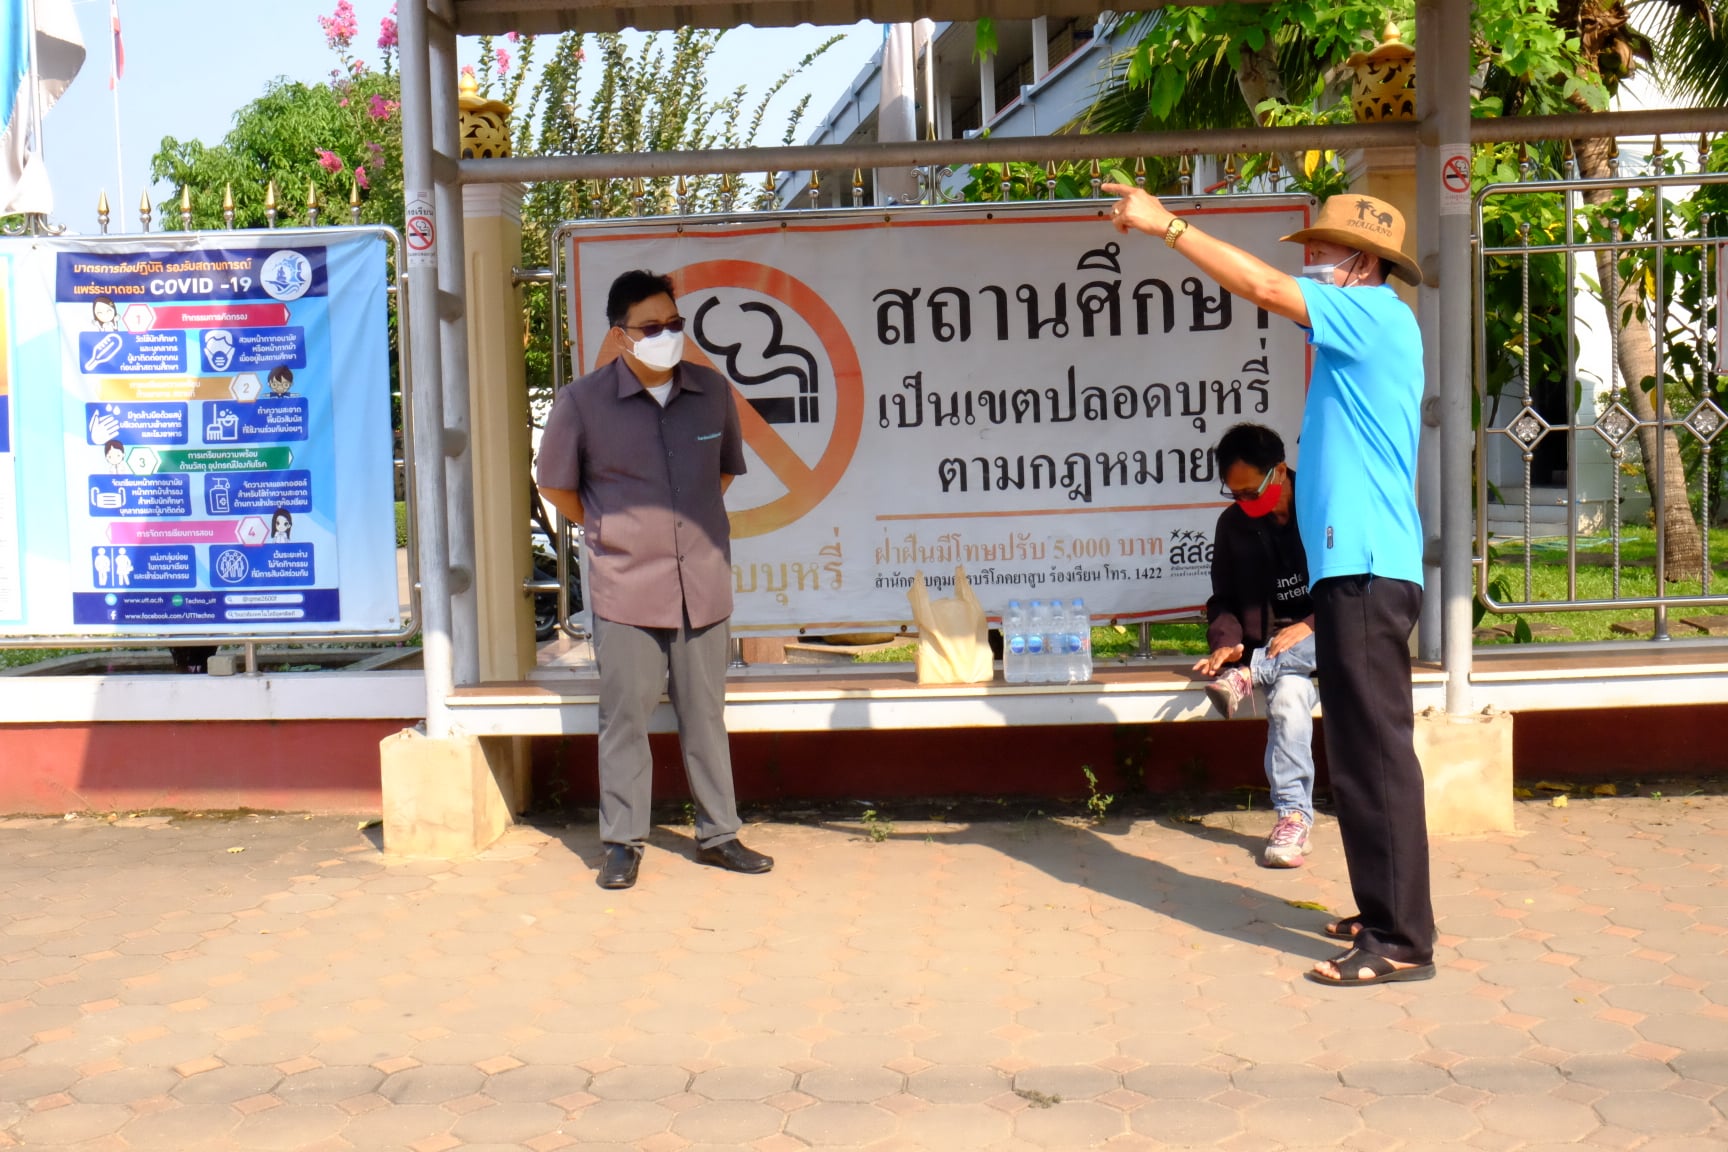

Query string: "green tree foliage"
[[1083, 2, 1602, 197]]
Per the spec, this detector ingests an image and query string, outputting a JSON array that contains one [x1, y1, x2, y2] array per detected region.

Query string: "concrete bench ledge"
[[443, 639, 1728, 736]]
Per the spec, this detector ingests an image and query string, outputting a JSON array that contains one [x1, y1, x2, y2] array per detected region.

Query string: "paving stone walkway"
[[2, 796, 1726, 1151]]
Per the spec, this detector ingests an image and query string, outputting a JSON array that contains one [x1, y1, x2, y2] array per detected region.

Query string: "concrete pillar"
[[978, 53, 997, 126], [381, 728, 524, 857], [1031, 17, 1050, 82], [1414, 708, 1515, 834], [462, 183, 535, 682]]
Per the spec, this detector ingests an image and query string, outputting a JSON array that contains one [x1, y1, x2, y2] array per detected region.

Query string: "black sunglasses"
[[1219, 465, 1279, 502], [619, 317, 685, 339]]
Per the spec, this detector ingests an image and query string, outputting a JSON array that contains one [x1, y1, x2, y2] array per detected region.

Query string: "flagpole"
[[23, 0, 43, 228], [109, 0, 124, 232]]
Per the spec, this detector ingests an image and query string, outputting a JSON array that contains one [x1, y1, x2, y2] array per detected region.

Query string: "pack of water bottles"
[[1002, 597, 1093, 684]]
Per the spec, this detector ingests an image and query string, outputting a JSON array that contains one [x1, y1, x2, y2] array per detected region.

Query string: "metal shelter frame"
[[397, 0, 1728, 738]]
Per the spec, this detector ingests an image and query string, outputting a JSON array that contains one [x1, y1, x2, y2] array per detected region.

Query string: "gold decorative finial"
[[97, 191, 111, 235], [458, 67, 514, 159], [349, 179, 362, 223], [139, 190, 153, 231], [264, 180, 279, 229], [1345, 21, 1416, 123], [222, 184, 235, 230], [307, 180, 322, 227], [179, 186, 193, 230]]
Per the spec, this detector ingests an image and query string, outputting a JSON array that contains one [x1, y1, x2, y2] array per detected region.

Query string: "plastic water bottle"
[[1027, 600, 1050, 682], [1046, 601, 1069, 684], [1003, 599, 1030, 684], [1067, 598, 1093, 683], [1046, 599, 1070, 684]]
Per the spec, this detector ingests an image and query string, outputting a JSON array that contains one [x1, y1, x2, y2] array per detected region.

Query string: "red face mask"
[[1238, 481, 1284, 519]]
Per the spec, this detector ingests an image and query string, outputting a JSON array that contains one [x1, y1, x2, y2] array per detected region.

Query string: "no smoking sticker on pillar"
[[1440, 145, 1472, 216], [404, 192, 436, 267]]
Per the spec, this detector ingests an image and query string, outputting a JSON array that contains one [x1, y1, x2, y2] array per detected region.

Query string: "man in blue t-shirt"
[[1104, 182, 1434, 988]]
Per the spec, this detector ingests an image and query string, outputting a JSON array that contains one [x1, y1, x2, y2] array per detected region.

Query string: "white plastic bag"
[[908, 567, 994, 685]]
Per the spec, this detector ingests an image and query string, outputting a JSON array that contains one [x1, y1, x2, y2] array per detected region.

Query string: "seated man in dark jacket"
[[1196, 423, 1318, 868]]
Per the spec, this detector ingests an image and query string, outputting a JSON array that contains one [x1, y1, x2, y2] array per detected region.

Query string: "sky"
[[42, 1, 883, 235]]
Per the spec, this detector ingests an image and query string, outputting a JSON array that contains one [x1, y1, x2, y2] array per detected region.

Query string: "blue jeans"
[[1249, 633, 1318, 821]]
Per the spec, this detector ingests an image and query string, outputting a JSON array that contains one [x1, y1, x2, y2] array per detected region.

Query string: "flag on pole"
[[109, 0, 122, 88], [2, 0, 87, 216]]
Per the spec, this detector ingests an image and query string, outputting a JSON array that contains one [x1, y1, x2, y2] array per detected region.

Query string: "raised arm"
[[1102, 183, 1309, 327]]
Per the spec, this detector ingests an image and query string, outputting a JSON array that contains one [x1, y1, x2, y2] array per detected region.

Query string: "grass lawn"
[[0, 648, 96, 670], [1478, 525, 1728, 644]]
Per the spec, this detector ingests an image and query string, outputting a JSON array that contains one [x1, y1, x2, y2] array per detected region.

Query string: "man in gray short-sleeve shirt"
[[536, 269, 773, 890]]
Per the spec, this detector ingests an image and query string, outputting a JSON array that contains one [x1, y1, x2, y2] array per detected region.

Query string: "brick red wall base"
[[1, 704, 1719, 816], [530, 703, 1728, 810], [0, 721, 405, 814]]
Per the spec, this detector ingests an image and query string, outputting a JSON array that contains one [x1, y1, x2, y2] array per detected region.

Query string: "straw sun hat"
[[1280, 193, 1423, 285]]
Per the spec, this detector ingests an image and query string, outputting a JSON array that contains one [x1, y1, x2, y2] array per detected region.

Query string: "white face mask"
[[1300, 251, 1360, 286], [629, 328, 685, 371]]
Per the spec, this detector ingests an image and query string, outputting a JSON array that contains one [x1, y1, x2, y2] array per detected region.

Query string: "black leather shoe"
[[597, 843, 642, 889], [697, 839, 774, 874]]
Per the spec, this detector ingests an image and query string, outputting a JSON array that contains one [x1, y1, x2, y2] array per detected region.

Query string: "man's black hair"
[[1215, 422, 1286, 475], [606, 270, 676, 327]]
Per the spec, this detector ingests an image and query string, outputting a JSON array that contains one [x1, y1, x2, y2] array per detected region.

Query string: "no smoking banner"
[[563, 200, 1314, 630]]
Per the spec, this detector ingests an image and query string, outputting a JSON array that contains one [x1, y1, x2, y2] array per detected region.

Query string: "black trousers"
[[1312, 575, 1435, 964]]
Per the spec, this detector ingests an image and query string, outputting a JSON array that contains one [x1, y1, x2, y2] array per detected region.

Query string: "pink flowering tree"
[[150, 1, 409, 230]]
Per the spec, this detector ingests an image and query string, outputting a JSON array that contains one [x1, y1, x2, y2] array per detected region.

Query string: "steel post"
[[1414, 3, 1442, 663], [398, 0, 457, 736], [459, 109, 1728, 187], [1426, 0, 1474, 714], [429, 15, 480, 686]]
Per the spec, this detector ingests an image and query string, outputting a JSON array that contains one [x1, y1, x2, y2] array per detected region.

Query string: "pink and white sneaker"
[[1205, 665, 1254, 719], [1263, 812, 1312, 868]]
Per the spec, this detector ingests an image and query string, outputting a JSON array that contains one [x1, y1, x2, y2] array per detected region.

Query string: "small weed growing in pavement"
[[1015, 1088, 1061, 1108], [861, 809, 893, 843], [682, 801, 696, 827], [1082, 766, 1114, 822]]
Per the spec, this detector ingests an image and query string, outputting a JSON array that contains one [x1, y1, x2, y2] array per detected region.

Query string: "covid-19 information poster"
[[0, 232, 399, 638], [0, 271, 19, 623]]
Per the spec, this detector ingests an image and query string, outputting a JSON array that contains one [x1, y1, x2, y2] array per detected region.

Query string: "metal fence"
[[1474, 143, 1728, 640]]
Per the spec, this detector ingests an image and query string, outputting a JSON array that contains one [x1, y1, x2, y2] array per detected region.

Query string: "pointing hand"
[[1101, 183, 1176, 237]]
